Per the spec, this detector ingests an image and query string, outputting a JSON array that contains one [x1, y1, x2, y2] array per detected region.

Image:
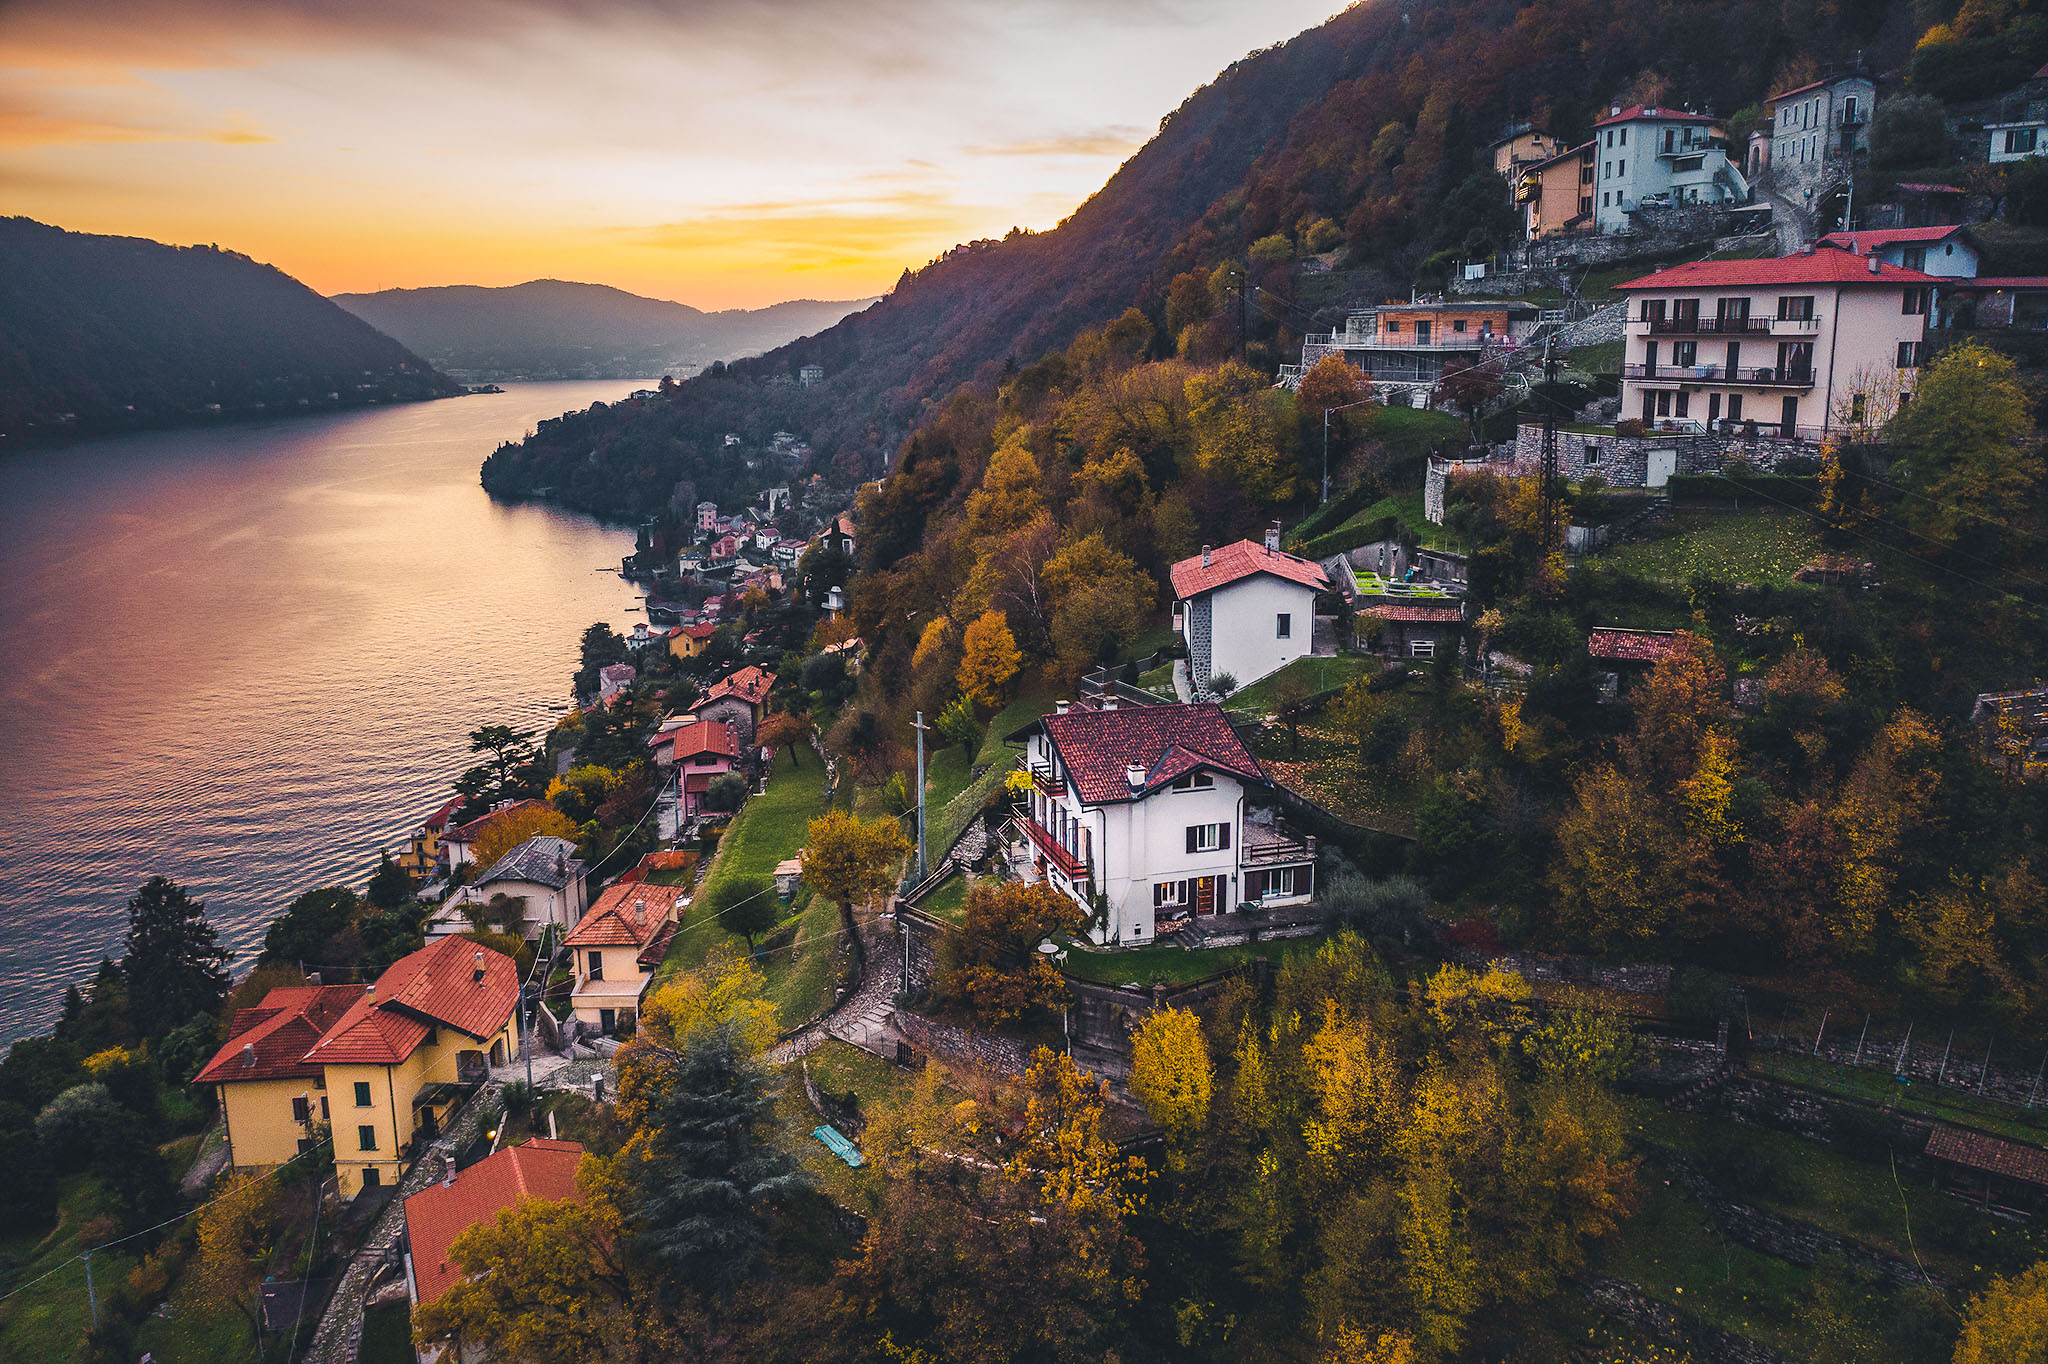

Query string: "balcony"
[[1626, 362, 1814, 389], [1635, 315, 1771, 335], [1769, 316, 1823, 335], [1019, 813, 1092, 881], [1240, 829, 1319, 867], [1028, 761, 1060, 796]]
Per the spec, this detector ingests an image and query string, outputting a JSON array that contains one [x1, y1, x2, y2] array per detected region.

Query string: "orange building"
[[1517, 141, 1595, 238]]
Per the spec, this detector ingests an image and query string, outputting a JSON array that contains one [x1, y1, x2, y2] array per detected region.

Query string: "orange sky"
[[0, 1, 1343, 310]]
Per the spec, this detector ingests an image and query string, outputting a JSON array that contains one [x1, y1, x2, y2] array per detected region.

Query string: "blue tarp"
[[813, 1124, 865, 1167]]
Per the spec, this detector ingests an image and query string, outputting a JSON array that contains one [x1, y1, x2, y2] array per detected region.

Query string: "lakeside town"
[[14, 7, 2048, 1364]]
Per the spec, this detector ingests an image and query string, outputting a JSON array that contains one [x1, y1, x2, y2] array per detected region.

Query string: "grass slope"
[[1602, 508, 1823, 587]]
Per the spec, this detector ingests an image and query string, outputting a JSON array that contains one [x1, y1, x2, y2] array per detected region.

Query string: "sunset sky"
[[0, 0, 1343, 310]]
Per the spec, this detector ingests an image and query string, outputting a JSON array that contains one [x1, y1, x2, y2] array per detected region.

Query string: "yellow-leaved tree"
[[964, 438, 1046, 541], [803, 810, 912, 971], [471, 803, 580, 871], [956, 609, 1023, 710], [1127, 1007, 1212, 1166], [188, 1172, 284, 1350], [1301, 999, 1402, 1188], [1041, 533, 1156, 678], [636, 948, 779, 1060]]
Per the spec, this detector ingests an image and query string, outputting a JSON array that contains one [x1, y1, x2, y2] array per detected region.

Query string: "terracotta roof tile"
[[1588, 628, 1681, 663], [1819, 226, 1968, 252], [194, 985, 359, 1085], [405, 1140, 586, 1307], [566, 882, 686, 949], [1024, 703, 1266, 805], [1170, 540, 1330, 600], [1367, 604, 1464, 624], [694, 665, 774, 710], [308, 938, 519, 1064], [648, 719, 739, 760], [1614, 246, 1940, 291], [1595, 104, 1719, 127], [1925, 1125, 2048, 1188]]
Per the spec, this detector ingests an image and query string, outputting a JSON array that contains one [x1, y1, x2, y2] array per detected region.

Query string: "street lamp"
[[1038, 939, 1069, 1054]]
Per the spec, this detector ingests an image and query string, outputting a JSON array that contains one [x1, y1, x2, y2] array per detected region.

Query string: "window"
[[1675, 390, 1690, 418], [588, 949, 604, 980], [1250, 868, 1300, 899], [1728, 394, 1744, 422], [297, 1137, 319, 1154], [1643, 299, 1666, 323], [1777, 295, 1815, 321], [1902, 247, 1927, 272], [1169, 772, 1214, 791], [321, 1096, 330, 1120], [1154, 880, 1189, 909], [1617, 158, 1626, 176], [1619, 128, 1627, 146], [1664, 128, 1676, 153], [2009, 128, 2040, 155], [1898, 341, 1924, 368], [1185, 823, 1229, 854], [1605, 130, 1614, 148], [1902, 287, 1929, 316], [1850, 393, 1868, 424], [1603, 161, 1611, 179], [353, 1081, 372, 1108], [1384, 318, 1400, 333], [1276, 613, 1292, 639], [1410, 639, 1435, 659], [1673, 341, 1697, 368], [358, 1124, 378, 1152], [1583, 443, 1601, 466], [363, 1167, 382, 1188], [1717, 297, 1752, 324], [291, 1097, 311, 1123]]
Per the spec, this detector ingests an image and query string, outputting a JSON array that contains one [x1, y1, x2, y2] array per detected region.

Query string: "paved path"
[[304, 1083, 501, 1364], [767, 929, 898, 1065]]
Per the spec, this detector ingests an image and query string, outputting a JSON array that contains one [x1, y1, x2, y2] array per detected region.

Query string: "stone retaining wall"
[[895, 1011, 1038, 1077], [1510, 422, 1820, 488], [1579, 1276, 1794, 1364]]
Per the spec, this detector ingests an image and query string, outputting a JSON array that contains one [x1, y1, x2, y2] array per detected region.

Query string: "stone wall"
[[1510, 422, 1820, 487], [895, 1010, 1038, 1077], [1579, 1276, 1795, 1364]]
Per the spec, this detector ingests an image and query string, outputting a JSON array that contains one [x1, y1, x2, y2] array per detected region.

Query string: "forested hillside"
[[0, 217, 459, 443], [333, 280, 873, 382], [485, 0, 1928, 521]]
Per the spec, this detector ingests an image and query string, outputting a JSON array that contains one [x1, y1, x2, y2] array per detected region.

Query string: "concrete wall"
[[1201, 574, 1320, 692]]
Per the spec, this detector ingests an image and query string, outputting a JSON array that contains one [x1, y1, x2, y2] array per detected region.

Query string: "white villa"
[[432, 835, 588, 943], [1591, 104, 1749, 234], [1170, 532, 1330, 696], [1009, 700, 1317, 947]]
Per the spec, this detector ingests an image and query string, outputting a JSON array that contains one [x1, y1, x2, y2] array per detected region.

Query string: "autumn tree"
[[188, 1172, 283, 1349], [1041, 533, 1156, 677], [957, 609, 1023, 710], [1954, 1260, 2048, 1363], [1433, 360, 1503, 441], [804, 810, 912, 971], [964, 438, 1046, 542], [471, 804, 580, 871], [638, 950, 779, 1058], [1128, 1007, 1213, 1165], [1187, 361, 1301, 503], [755, 711, 810, 767], [946, 880, 1086, 1026], [699, 873, 779, 954], [1885, 341, 2041, 559]]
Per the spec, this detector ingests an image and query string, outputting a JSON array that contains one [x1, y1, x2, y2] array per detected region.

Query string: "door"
[[600, 1008, 616, 1034], [1646, 449, 1678, 488], [1707, 393, 1722, 427], [1416, 320, 1432, 345], [1780, 396, 1800, 439], [1194, 876, 1217, 916]]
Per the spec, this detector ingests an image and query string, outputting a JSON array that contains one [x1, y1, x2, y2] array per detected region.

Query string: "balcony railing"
[[1626, 362, 1815, 388], [1241, 831, 1320, 867], [1636, 315, 1771, 335], [1019, 813, 1092, 881]]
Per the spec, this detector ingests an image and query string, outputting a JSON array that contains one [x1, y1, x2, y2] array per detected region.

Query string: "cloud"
[[619, 189, 986, 270], [0, 101, 274, 148], [964, 126, 1145, 158]]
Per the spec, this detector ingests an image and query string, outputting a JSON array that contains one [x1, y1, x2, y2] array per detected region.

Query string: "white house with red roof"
[[687, 664, 775, 745], [1169, 531, 1331, 697], [1591, 104, 1747, 233], [197, 937, 522, 1198], [565, 881, 687, 1033], [405, 1137, 587, 1350], [1820, 226, 1979, 280], [1009, 700, 1316, 946], [1615, 245, 1939, 444]]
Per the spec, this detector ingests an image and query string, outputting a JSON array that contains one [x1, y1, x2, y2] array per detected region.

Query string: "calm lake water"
[[0, 382, 653, 1047]]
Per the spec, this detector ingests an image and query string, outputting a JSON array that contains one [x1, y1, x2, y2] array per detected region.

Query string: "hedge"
[[1664, 473, 1820, 507]]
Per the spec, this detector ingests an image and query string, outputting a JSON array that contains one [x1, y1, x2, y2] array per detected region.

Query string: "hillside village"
[[17, 4, 2048, 1364]]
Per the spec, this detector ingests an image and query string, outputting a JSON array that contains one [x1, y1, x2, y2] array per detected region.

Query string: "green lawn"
[[1225, 654, 1377, 717], [1753, 1052, 2048, 1147], [1601, 507, 1823, 586], [1059, 933, 1330, 987], [358, 1304, 415, 1364], [931, 682, 1057, 854], [917, 873, 970, 926], [1367, 405, 1464, 459], [1135, 661, 1177, 698], [657, 747, 839, 1027], [0, 1175, 142, 1364]]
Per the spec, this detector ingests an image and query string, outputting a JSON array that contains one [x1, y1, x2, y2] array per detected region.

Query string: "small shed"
[[1924, 1124, 2048, 1214], [1587, 627, 1680, 701], [1364, 603, 1464, 661], [774, 858, 804, 899]]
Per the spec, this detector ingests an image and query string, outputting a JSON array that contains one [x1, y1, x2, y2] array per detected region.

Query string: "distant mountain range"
[[331, 280, 876, 382], [0, 217, 461, 445]]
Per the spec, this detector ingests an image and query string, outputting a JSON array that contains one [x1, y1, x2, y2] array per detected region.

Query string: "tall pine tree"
[[121, 876, 231, 1040]]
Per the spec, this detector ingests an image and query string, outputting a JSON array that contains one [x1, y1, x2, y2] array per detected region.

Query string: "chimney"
[[1868, 253, 1881, 274], [365, 983, 376, 1001], [1201, 544, 1213, 567], [1054, 699, 1069, 715], [306, 970, 322, 986], [473, 950, 486, 983], [1264, 520, 1281, 552], [1610, 104, 1621, 117], [1101, 698, 1118, 711], [1126, 764, 1147, 793], [241, 1042, 257, 1069]]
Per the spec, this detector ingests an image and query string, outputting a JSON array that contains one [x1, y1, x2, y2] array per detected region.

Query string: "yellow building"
[[565, 881, 686, 1034], [397, 796, 462, 879], [199, 936, 522, 1197], [669, 622, 717, 661]]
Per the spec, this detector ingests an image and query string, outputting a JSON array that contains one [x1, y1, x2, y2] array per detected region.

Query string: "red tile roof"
[[566, 882, 686, 949], [415, 796, 463, 836], [405, 1140, 586, 1307], [309, 937, 520, 1064], [650, 719, 738, 760], [694, 664, 774, 710], [1964, 277, 2048, 290], [1588, 628, 1681, 663], [1896, 182, 1965, 195], [1366, 604, 1464, 624], [1595, 104, 1718, 127], [1819, 226, 1968, 253], [444, 799, 548, 846], [1924, 1125, 2048, 1188], [194, 985, 359, 1085], [1170, 540, 1330, 600], [1026, 703, 1266, 804], [1614, 247, 1940, 291]]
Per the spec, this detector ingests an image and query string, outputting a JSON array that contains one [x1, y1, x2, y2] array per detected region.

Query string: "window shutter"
[[1185, 826, 1197, 854], [1219, 823, 1231, 850]]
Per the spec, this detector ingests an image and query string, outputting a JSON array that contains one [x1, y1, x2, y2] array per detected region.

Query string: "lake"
[[0, 382, 653, 1047]]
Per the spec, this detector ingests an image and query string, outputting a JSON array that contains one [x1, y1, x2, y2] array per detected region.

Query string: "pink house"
[[649, 719, 740, 816]]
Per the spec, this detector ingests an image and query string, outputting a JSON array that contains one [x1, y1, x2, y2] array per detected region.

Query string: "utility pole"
[[1536, 336, 1562, 550], [1238, 262, 1250, 363], [83, 1251, 97, 1330], [913, 712, 928, 883]]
